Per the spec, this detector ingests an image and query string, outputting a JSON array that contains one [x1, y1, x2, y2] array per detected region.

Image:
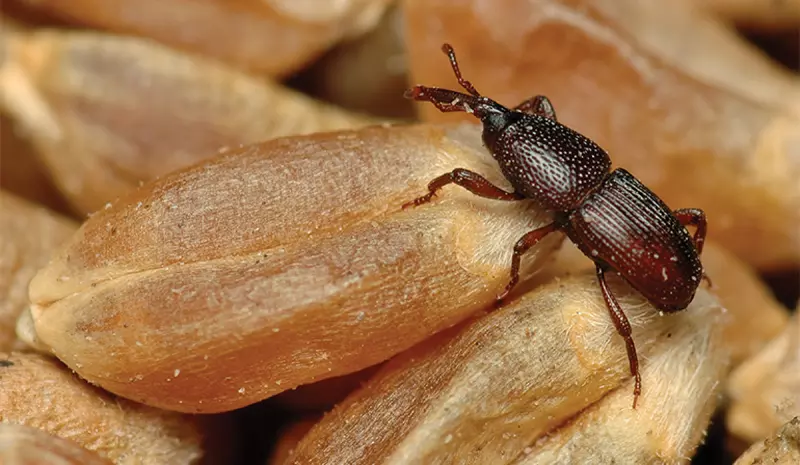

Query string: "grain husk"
[[698, 0, 800, 28], [266, 417, 319, 465], [286, 274, 728, 464], [513, 290, 728, 464], [734, 417, 800, 465], [0, 423, 113, 465], [14, 0, 394, 76], [728, 310, 800, 443], [24, 123, 560, 413], [0, 192, 76, 351], [0, 352, 212, 464], [0, 28, 377, 214]]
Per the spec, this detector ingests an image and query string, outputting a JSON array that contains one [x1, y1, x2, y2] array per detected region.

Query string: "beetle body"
[[564, 168, 704, 312], [483, 112, 612, 211], [403, 44, 708, 408]]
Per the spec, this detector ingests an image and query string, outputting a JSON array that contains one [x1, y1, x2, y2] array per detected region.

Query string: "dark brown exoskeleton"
[[402, 44, 709, 408]]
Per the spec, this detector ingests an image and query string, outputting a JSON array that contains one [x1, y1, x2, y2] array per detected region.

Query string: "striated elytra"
[[403, 43, 709, 408]]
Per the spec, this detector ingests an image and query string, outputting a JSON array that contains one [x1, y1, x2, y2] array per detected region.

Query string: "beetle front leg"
[[496, 223, 559, 302], [596, 265, 642, 409], [402, 168, 524, 209], [514, 95, 557, 121]]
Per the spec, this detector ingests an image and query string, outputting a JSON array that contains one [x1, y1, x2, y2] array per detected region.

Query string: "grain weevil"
[[402, 43, 709, 408]]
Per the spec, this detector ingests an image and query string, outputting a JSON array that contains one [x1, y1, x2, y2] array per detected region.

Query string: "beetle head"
[[405, 85, 512, 148], [405, 43, 514, 147]]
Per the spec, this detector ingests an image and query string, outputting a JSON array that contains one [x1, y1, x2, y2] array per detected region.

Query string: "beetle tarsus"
[[401, 193, 435, 210], [496, 279, 517, 304]]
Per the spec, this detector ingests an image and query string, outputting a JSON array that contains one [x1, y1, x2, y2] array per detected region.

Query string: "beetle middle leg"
[[402, 168, 524, 209], [596, 265, 642, 409], [514, 95, 557, 121], [496, 223, 559, 302]]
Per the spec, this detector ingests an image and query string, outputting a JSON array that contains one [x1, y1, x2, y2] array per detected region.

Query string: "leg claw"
[[494, 285, 513, 308]]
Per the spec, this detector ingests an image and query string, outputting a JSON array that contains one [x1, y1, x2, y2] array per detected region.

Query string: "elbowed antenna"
[[441, 43, 481, 97], [404, 43, 507, 118], [404, 86, 488, 115]]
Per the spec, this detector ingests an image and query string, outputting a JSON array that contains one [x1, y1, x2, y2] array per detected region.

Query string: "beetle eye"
[[483, 112, 508, 131]]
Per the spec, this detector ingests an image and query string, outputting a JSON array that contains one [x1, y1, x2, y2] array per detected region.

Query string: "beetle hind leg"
[[596, 265, 642, 409], [673, 208, 707, 255], [673, 208, 712, 287]]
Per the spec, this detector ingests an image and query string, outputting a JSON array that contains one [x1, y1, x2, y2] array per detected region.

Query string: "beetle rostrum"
[[402, 43, 709, 409]]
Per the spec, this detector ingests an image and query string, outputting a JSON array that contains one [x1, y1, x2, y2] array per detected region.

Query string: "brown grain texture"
[[23, 123, 561, 413], [0, 115, 69, 213], [13, 0, 395, 76], [285, 274, 728, 464], [0, 28, 378, 214], [734, 417, 800, 465], [728, 310, 800, 444], [271, 364, 383, 412], [698, 244, 792, 366], [266, 417, 319, 465], [0, 423, 113, 465], [0, 17, 69, 213], [403, 0, 800, 270], [301, 5, 413, 118], [0, 192, 76, 351], [0, 352, 211, 464], [698, 0, 800, 28], [512, 290, 727, 464]]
